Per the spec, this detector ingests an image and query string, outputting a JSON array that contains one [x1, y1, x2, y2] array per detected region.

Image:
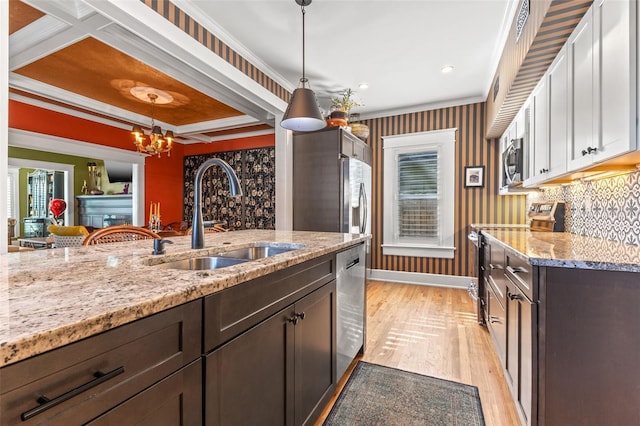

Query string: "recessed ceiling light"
[[359, 82, 369, 90], [441, 65, 455, 74]]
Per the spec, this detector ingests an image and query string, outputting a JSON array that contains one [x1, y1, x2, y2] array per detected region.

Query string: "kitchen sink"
[[152, 243, 306, 270], [218, 243, 305, 260], [155, 256, 248, 270]]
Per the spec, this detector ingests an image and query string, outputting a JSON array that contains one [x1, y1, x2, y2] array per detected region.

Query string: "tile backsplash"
[[534, 170, 640, 246]]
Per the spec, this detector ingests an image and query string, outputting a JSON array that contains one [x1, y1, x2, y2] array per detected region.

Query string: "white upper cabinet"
[[568, 0, 636, 171], [568, 6, 597, 171], [514, 106, 526, 140], [596, 0, 636, 159], [525, 44, 568, 188], [526, 77, 549, 186], [547, 44, 568, 179]]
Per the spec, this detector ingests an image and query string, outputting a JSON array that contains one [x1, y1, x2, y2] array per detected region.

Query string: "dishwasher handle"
[[345, 257, 360, 270]]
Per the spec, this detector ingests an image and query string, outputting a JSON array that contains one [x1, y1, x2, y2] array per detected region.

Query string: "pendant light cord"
[[301, 3, 307, 85]]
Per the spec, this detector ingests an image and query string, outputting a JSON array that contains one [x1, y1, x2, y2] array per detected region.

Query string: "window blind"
[[397, 151, 439, 239]]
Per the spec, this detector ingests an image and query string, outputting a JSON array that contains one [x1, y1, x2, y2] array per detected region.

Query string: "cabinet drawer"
[[0, 300, 201, 425], [505, 251, 533, 300], [340, 136, 353, 157], [487, 281, 507, 366], [204, 254, 335, 352], [352, 139, 366, 160], [87, 359, 202, 426]]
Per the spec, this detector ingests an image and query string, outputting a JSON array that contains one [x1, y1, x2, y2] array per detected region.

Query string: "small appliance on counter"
[[528, 201, 565, 232]]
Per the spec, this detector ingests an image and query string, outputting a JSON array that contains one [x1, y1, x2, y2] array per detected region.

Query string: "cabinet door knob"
[[540, 168, 549, 174], [288, 312, 306, 325], [582, 146, 598, 156]]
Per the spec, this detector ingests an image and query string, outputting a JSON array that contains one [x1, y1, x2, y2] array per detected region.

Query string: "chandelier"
[[131, 90, 174, 157]]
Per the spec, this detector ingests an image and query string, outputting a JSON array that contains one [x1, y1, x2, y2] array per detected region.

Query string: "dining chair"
[[47, 225, 90, 248], [163, 221, 189, 233], [83, 225, 161, 245], [185, 224, 228, 235]]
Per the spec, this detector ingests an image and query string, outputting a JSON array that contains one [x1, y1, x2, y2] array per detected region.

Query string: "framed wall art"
[[464, 166, 485, 188]]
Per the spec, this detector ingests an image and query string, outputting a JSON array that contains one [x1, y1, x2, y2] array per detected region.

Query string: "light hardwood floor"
[[315, 280, 520, 426]]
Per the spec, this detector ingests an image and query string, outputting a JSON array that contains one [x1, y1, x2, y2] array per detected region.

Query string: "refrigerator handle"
[[359, 182, 367, 234]]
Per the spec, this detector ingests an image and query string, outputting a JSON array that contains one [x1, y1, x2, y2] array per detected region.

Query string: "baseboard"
[[367, 269, 472, 289]]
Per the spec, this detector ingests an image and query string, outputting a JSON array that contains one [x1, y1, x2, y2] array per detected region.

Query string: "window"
[[382, 129, 456, 258]]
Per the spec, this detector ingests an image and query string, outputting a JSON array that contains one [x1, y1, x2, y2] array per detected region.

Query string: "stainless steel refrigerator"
[[293, 127, 372, 380]]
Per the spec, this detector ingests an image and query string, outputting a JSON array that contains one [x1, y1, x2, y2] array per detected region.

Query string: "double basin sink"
[[155, 242, 306, 270]]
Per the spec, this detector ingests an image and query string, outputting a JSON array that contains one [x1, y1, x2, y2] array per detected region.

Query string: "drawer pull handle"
[[489, 316, 502, 324], [489, 263, 503, 270], [507, 266, 527, 274], [21, 366, 125, 421], [509, 293, 522, 301]]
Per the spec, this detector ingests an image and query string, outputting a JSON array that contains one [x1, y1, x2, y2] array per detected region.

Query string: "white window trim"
[[382, 128, 456, 259], [7, 167, 19, 236]]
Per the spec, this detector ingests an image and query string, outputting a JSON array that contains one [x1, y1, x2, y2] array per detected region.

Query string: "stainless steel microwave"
[[502, 138, 524, 188]]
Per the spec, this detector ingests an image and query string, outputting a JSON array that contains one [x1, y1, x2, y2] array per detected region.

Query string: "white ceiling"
[[175, 0, 518, 119]]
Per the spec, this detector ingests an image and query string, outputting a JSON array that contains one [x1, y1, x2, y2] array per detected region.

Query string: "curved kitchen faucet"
[[192, 158, 243, 249]]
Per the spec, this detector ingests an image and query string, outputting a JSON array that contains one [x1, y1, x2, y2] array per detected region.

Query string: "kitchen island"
[[479, 229, 640, 426], [0, 230, 369, 425]]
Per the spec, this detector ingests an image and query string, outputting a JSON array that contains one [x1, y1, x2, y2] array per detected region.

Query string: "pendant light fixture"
[[280, 0, 326, 132]]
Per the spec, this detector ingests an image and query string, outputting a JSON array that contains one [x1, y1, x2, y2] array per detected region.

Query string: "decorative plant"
[[330, 88, 363, 113]]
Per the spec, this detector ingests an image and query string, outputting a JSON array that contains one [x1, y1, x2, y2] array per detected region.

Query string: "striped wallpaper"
[[363, 103, 527, 277], [142, 0, 291, 104]]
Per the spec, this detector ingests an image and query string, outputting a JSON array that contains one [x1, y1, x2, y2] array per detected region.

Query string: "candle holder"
[[149, 202, 161, 232], [149, 214, 161, 232]]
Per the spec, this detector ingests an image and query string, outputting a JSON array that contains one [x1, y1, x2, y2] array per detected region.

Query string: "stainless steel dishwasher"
[[336, 243, 366, 380]]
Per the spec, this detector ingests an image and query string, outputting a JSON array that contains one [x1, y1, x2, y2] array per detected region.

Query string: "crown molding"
[[358, 95, 486, 121]]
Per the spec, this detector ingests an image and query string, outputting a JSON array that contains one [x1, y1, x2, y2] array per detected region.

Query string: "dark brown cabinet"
[[538, 267, 640, 426], [293, 281, 336, 426], [482, 232, 640, 426], [505, 274, 535, 426], [485, 240, 507, 365], [205, 281, 336, 426], [0, 300, 202, 425], [86, 359, 202, 425]]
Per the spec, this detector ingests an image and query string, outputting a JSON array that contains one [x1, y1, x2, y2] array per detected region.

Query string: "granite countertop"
[[481, 229, 640, 272], [0, 230, 369, 367], [470, 223, 529, 230]]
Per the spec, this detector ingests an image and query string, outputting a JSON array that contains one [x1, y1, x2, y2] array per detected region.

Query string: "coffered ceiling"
[[9, 0, 516, 146], [8, 0, 280, 145]]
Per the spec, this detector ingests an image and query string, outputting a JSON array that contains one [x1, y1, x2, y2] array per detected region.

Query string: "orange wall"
[[144, 143, 185, 225], [9, 100, 275, 225]]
